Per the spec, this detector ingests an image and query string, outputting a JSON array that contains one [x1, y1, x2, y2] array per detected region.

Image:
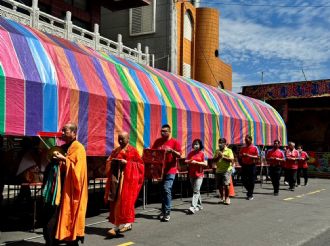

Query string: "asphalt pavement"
[[1, 178, 330, 246]]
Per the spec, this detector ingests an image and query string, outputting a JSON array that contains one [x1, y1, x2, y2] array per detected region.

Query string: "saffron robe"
[[105, 145, 144, 225], [55, 140, 88, 241]]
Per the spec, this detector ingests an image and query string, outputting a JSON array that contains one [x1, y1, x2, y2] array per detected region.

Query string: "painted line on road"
[[283, 189, 326, 201], [117, 242, 135, 246], [283, 197, 295, 201]]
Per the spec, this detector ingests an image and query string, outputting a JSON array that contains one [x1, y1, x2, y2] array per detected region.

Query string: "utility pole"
[[302, 69, 307, 81]]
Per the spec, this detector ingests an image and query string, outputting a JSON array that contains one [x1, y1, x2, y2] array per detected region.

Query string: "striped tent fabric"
[[0, 17, 287, 157]]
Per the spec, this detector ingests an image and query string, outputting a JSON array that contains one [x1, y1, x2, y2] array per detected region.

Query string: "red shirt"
[[152, 137, 181, 175], [285, 149, 299, 169], [266, 148, 285, 167], [186, 150, 205, 178], [239, 144, 259, 165], [298, 151, 309, 168]]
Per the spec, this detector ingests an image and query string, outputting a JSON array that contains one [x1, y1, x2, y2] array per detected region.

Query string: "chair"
[[259, 158, 270, 187], [204, 158, 216, 196], [20, 182, 43, 231], [177, 158, 189, 199]]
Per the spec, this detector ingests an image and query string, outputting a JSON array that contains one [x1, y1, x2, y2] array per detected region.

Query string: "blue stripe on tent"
[[9, 20, 58, 132], [65, 51, 89, 147], [92, 58, 116, 154], [128, 69, 151, 148], [1, 18, 42, 135]]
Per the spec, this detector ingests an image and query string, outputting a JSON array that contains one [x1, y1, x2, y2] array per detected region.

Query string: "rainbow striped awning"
[[0, 17, 287, 157]]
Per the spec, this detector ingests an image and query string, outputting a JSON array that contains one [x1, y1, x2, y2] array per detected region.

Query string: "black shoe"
[[274, 192, 279, 196], [161, 214, 170, 222]]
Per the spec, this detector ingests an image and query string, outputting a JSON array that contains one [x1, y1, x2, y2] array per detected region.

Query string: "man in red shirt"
[[285, 142, 299, 191], [152, 124, 181, 222], [266, 140, 285, 196], [296, 145, 309, 186], [239, 135, 259, 200]]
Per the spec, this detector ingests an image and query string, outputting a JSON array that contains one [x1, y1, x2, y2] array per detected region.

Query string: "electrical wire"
[[185, 0, 330, 8]]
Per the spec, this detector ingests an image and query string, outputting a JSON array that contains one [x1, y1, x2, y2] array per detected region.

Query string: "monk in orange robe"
[[104, 131, 144, 237], [52, 123, 88, 246]]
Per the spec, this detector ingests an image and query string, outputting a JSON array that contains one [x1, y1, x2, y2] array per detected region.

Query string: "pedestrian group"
[[41, 123, 309, 245]]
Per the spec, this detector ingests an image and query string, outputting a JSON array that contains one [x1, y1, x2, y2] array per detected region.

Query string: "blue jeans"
[[162, 174, 176, 215], [190, 177, 203, 209]]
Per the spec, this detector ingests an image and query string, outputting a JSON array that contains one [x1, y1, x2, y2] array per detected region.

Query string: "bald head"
[[61, 122, 77, 143], [64, 123, 77, 133], [118, 131, 129, 148]]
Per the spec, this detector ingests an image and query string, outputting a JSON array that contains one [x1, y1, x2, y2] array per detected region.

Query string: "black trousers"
[[42, 204, 59, 246], [287, 169, 297, 189], [269, 166, 281, 194], [297, 168, 308, 185], [241, 164, 256, 197], [283, 168, 289, 183]]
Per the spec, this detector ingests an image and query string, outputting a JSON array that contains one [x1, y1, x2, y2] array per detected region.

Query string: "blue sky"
[[199, 0, 330, 92]]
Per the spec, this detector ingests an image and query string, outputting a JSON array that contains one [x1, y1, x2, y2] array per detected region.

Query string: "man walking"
[[239, 135, 259, 200], [152, 124, 181, 222]]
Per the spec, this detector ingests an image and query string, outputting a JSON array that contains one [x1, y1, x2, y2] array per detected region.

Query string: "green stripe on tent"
[[154, 76, 178, 138], [237, 100, 254, 137], [198, 89, 218, 152], [116, 65, 138, 146], [0, 64, 5, 134]]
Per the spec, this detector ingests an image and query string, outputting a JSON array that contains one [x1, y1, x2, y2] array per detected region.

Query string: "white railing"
[[0, 0, 151, 66]]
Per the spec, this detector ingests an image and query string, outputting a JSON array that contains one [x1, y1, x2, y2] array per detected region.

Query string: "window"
[[129, 0, 156, 36], [183, 63, 191, 78], [184, 11, 193, 41]]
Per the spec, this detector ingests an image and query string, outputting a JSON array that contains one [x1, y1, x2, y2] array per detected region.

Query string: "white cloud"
[[203, 0, 330, 87], [220, 19, 330, 64]]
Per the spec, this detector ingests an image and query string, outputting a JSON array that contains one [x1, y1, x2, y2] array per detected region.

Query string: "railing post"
[[137, 43, 142, 64], [117, 34, 123, 57], [65, 11, 73, 41], [145, 46, 150, 66], [152, 54, 155, 68], [94, 23, 100, 51], [31, 0, 39, 28]]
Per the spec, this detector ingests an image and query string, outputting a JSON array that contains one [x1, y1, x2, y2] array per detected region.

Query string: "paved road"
[[1, 178, 330, 246]]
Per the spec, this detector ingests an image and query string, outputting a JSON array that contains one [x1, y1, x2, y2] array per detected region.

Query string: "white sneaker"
[[188, 207, 195, 214], [162, 214, 170, 222]]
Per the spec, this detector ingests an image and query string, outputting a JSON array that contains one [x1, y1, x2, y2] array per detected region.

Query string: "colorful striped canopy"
[[0, 17, 287, 157]]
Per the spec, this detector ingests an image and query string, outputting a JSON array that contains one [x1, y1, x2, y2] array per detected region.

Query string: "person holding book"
[[104, 131, 144, 236]]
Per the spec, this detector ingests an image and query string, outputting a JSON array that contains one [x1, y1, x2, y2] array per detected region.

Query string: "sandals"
[[119, 224, 133, 233], [107, 228, 119, 237]]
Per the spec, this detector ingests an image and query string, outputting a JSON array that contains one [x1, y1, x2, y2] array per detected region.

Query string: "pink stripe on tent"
[[134, 70, 162, 147], [0, 28, 25, 135], [76, 54, 107, 155]]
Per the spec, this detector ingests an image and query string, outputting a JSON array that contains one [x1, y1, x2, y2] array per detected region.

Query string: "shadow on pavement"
[[1, 241, 44, 246], [135, 213, 160, 220], [84, 226, 108, 236]]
